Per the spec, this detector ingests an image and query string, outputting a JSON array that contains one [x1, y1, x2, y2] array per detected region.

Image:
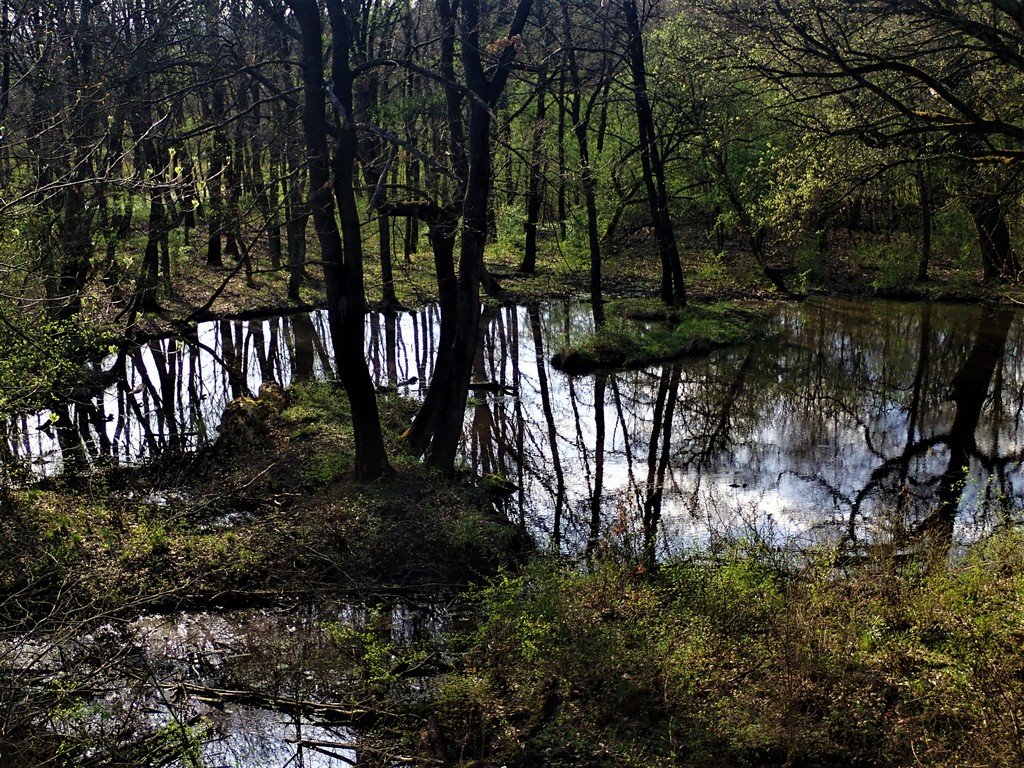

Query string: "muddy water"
[[7, 298, 1024, 549]]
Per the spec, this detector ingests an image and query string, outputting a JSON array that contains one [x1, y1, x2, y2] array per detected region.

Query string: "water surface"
[[7, 298, 1023, 550]]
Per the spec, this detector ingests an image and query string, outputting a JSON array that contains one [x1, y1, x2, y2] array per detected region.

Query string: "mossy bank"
[[552, 299, 759, 374], [0, 381, 527, 621]]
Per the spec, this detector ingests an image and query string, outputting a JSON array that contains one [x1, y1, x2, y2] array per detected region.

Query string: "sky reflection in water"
[[8, 297, 1023, 551]]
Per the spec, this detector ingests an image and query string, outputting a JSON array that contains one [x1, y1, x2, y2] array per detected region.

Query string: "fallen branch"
[[179, 682, 377, 726]]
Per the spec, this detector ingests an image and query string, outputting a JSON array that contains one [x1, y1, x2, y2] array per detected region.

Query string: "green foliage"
[[0, 316, 103, 414], [323, 606, 428, 696], [298, 447, 351, 487], [281, 380, 352, 429], [935, 208, 980, 267], [434, 531, 1024, 767], [492, 200, 527, 257], [851, 234, 921, 295], [694, 250, 730, 290]]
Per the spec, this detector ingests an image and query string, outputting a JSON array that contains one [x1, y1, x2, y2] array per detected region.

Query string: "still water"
[[6, 298, 1023, 550], [7, 599, 442, 767], [6, 297, 1024, 766]]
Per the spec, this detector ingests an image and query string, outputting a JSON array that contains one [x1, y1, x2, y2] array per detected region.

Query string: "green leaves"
[[0, 314, 103, 415]]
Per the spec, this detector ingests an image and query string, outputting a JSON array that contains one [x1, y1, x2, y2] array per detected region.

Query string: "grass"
[[0, 381, 525, 620], [417, 533, 1024, 767], [552, 300, 756, 374]]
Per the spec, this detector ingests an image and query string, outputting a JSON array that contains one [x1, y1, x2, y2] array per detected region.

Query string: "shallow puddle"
[[5, 600, 444, 767]]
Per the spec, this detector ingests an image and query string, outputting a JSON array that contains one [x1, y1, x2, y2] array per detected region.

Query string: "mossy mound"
[[1, 381, 527, 621], [552, 301, 757, 374]]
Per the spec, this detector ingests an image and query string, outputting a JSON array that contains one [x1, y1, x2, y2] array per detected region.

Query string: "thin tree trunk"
[[559, 0, 603, 325], [520, 49, 548, 274], [915, 161, 931, 282], [622, 0, 685, 305]]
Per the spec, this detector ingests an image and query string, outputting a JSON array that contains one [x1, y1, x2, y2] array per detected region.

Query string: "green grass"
[[552, 301, 755, 374], [426, 532, 1024, 767]]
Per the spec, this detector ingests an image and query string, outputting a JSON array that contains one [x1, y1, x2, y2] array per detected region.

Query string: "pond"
[[6, 296, 1024, 765], [6, 297, 1023, 552]]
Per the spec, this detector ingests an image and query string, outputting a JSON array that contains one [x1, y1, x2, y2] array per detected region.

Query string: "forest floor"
[[5, 380, 1023, 768], [137, 233, 1018, 336], [2, 382, 524, 616]]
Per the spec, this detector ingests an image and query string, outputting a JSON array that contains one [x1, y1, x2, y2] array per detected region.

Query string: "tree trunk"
[[556, 68, 567, 239], [520, 52, 548, 275], [285, 140, 308, 302], [403, 213, 458, 455], [423, 0, 534, 472], [622, 0, 685, 305], [205, 38, 228, 268], [289, 0, 390, 480], [559, 0, 603, 325], [915, 161, 931, 282], [967, 194, 1020, 282], [424, 95, 492, 471], [400, 0, 465, 458]]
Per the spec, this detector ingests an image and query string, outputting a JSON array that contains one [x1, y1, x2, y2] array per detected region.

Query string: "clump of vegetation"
[[0, 381, 525, 621], [552, 301, 755, 374], [420, 533, 1024, 767], [0, 317, 110, 414]]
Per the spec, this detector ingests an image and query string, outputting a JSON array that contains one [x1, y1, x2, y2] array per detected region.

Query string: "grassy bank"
[[0, 382, 524, 620], [392, 534, 1024, 768], [1, 380, 534, 766], [552, 299, 757, 374]]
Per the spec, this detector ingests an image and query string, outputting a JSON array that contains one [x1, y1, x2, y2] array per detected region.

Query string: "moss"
[[552, 302, 756, 374], [480, 472, 518, 496]]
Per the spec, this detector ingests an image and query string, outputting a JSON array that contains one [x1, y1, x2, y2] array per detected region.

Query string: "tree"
[[286, 0, 391, 479], [420, 0, 534, 472], [697, 0, 1024, 282], [622, 0, 686, 305]]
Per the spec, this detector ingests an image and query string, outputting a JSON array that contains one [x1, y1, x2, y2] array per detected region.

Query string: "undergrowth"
[[425, 533, 1024, 767]]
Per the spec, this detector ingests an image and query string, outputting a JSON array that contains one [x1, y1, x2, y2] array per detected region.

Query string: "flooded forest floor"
[[4, 242, 1024, 766], [5, 379, 1024, 767], [3, 381, 527, 765]]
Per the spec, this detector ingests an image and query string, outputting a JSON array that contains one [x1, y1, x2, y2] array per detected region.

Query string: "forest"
[[1, 0, 1024, 765]]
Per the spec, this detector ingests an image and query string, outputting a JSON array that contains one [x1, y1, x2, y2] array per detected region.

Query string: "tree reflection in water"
[[9, 299, 1024, 552]]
